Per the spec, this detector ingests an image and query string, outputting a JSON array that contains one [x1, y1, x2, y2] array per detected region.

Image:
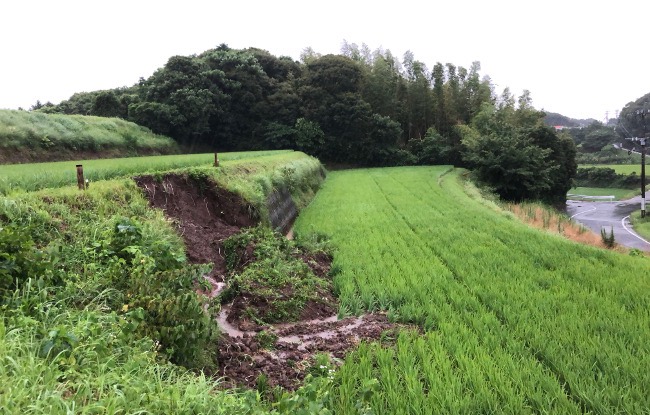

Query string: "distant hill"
[[543, 111, 596, 128], [0, 110, 179, 164]]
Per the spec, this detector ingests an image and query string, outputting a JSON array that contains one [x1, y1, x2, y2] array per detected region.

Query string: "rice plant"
[[296, 166, 650, 414]]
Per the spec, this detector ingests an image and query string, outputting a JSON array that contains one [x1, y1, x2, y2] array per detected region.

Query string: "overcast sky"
[[1, 0, 648, 121]]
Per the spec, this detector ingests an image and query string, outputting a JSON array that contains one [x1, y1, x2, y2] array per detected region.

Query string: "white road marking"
[[621, 216, 650, 245], [570, 207, 596, 219]]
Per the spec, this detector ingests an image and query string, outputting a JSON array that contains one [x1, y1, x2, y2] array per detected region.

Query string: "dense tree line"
[[619, 92, 650, 138], [40, 42, 576, 203]]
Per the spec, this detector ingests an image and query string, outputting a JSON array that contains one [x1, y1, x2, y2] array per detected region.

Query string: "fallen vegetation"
[[130, 162, 406, 391]]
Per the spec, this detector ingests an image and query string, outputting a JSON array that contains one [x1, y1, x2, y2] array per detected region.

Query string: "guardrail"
[[567, 194, 615, 201]]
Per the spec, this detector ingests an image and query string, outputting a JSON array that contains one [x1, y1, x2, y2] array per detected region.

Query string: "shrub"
[[0, 224, 54, 299], [575, 167, 640, 189], [124, 258, 216, 368], [107, 216, 185, 272], [90, 217, 212, 367]]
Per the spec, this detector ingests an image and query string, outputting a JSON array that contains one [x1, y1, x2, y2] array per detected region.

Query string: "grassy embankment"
[[0, 151, 330, 414], [0, 109, 178, 164], [0, 150, 292, 196], [296, 166, 650, 414], [629, 211, 650, 242]]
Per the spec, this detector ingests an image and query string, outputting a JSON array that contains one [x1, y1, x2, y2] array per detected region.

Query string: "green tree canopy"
[[461, 100, 576, 203], [36, 43, 576, 202]]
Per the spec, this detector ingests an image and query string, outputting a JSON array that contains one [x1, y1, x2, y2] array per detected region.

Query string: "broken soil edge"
[[134, 173, 257, 278], [134, 173, 412, 391]]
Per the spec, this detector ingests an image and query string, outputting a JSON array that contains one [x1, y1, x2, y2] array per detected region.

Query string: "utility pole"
[[641, 136, 646, 218], [626, 110, 649, 218], [641, 110, 647, 218]]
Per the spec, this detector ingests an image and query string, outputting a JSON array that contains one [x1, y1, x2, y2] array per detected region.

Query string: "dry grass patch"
[[504, 203, 624, 251]]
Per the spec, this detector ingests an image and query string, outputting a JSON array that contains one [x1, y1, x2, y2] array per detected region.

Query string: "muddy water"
[[204, 275, 378, 351], [217, 305, 344, 340], [216, 302, 374, 352], [216, 305, 247, 337], [202, 275, 227, 297], [277, 316, 366, 351]]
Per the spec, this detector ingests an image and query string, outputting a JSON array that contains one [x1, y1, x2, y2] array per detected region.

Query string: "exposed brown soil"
[[213, 312, 408, 391], [298, 251, 333, 279], [134, 173, 257, 278], [136, 173, 410, 391]]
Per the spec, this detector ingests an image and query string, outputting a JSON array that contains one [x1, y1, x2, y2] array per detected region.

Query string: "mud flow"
[[136, 174, 410, 390], [200, 276, 408, 391]]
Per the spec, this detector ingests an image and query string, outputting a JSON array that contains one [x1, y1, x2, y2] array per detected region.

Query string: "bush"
[[90, 216, 213, 367], [575, 167, 640, 189], [0, 224, 54, 299], [123, 258, 216, 368], [107, 216, 185, 272]]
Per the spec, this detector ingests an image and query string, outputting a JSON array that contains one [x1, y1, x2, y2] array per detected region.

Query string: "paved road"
[[566, 196, 650, 251], [612, 143, 641, 155]]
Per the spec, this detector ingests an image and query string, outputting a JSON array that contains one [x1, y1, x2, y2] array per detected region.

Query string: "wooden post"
[[214, 152, 219, 167], [76, 165, 85, 190]]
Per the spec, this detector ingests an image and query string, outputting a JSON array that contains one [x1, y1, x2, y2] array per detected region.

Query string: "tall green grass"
[[0, 150, 292, 195], [0, 109, 178, 163], [0, 178, 262, 413], [0, 292, 261, 414], [0, 151, 328, 413], [296, 166, 650, 413]]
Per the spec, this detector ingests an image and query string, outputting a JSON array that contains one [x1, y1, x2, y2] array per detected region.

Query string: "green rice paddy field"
[[295, 166, 650, 414], [0, 150, 292, 195]]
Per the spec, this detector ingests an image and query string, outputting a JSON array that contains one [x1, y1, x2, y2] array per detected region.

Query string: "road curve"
[[566, 196, 650, 251]]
